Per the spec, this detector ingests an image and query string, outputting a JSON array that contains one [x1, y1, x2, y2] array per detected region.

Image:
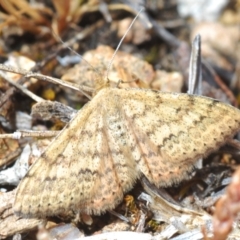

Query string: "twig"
[[0, 130, 59, 139], [0, 71, 43, 102], [0, 64, 93, 99]]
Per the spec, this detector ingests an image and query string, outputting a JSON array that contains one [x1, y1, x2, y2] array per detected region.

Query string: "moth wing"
[[118, 89, 240, 186]]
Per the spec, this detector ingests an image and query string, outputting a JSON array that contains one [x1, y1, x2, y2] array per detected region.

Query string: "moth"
[[13, 81, 240, 217]]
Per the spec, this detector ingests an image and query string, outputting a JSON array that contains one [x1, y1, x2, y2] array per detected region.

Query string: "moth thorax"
[[94, 76, 110, 95]]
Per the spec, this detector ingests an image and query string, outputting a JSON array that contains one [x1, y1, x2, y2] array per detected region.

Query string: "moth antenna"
[[52, 30, 101, 76], [106, 8, 144, 81]]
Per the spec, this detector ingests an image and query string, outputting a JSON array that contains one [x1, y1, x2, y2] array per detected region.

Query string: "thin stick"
[[0, 130, 59, 139], [25, 72, 93, 99], [0, 64, 93, 99], [0, 70, 44, 102]]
